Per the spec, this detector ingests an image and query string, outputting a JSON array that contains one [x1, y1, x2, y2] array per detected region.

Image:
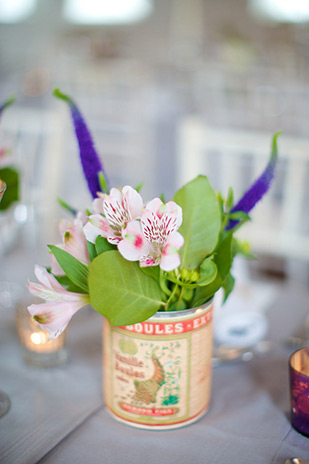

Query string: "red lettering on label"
[[118, 307, 212, 335], [165, 324, 173, 334], [175, 322, 184, 333], [193, 319, 200, 329], [120, 403, 175, 416], [155, 325, 164, 335]]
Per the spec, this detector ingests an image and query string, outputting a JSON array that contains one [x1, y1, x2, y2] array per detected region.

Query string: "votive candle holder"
[[16, 298, 68, 367], [289, 347, 309, 437]]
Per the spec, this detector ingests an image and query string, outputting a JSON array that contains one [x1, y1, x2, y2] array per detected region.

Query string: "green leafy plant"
[[27, 89, 279, 338]]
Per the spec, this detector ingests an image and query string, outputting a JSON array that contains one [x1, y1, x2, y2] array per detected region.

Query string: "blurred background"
[[0, 0, 309, 286]]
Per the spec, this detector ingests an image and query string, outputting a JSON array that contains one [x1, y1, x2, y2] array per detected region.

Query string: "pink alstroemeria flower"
[[51, 214, 90, 275], [119, 199, 184, 272], [84, 185, 143, 245], [28, 265, 90, 338]]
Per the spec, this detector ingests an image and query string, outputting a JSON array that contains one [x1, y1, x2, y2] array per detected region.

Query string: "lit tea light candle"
[[31, 332, 47, 345], [15, 300, 68, 367], [25, 329, 65, 353]]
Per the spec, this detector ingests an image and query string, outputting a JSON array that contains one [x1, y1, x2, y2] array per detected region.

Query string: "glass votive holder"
[[289, 347, 309, 437], [15, 299, 68, 368]]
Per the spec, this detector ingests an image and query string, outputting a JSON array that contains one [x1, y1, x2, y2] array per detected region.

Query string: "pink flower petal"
[[34, 265, 64, 293], [28, 281, 58, 301], [59, 218, 71, 236], [165, 231, 184, 249], [141, 210, 161, 242], [52, 216, 90, 272], [63, 222, 90, 265], [160, 232, 183, 271], [27, 266, 90, 338], [28, 297, 88, 339], [118, 221, 150, 261], [50, 253, 65, 276], [76, 210, 88, 225], [122, 185, 143, 219], [103, 196, 127, 228], [93, 193, 105, 214], [109, 187, 122, 202], [160, 252, 181, 272], [145, 199, 182, 227], [139, 255, 157, 267], [83, 215, 111, 243], [145, 198, 162, 215], [160, 214, 179, 238], [165, 201, 183, 228], [107, 236, 122, 245]]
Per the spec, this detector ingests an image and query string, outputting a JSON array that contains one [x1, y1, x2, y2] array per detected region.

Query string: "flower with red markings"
[[118, 198, 184, 272], [84, 185, 143, 245]]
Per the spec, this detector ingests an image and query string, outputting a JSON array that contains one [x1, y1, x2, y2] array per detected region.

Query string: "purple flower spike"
[[225, 132, 280, 230], [53, 88, 109, 198], [0, 96, 15, 118]]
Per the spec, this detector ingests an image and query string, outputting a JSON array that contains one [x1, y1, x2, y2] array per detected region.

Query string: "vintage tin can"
[[103, 299, 213, 430]]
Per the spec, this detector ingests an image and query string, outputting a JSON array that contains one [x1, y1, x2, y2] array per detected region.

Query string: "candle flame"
[[30, 332, 48, 344]]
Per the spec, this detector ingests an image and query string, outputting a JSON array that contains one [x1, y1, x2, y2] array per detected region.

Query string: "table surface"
[[1, 276, 309, 464]]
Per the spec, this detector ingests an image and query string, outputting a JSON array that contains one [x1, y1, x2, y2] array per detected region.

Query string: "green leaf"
[[88, 251, 164, 325], [173, 176, 221, 270], [53, 87, 71, 103], [0, 167, 19, 210], [225, 186, 234, 211], [159, 273, 172, 296], [222, 272, 235, 302], [228, 211, 251, 222], [87, 241, 97, 261], [0, 95, 16, 112], [140, 265, 160, 283], [191, 231, 233, 307], [168, 299, 187, 311], [55, 274, 88, 293], [48, 245, 89, 293], [95, 235, 114, 255], [56, 197, 77, 215], [183, 287, 194, 302], [197, 257, 217, 286], [135, 182, 144, 192], [232, 238, 256, 259], [98, 171, 108, 193]]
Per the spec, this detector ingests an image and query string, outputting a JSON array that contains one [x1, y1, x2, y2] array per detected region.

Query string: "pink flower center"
[[134, 235, 144, 248]]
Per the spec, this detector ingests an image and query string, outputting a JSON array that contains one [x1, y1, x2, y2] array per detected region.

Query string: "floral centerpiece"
[[27, 89, 279, 339], [0, 97, 19, 210]]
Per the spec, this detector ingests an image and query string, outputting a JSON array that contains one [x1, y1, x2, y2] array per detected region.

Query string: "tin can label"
[[103, 302, 213, 429]]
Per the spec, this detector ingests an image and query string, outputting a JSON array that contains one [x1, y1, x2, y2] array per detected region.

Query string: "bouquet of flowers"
[[27, 89, 279, 339], [0, 96, 19, 210]]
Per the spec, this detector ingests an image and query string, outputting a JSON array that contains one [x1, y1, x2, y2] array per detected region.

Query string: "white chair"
[[176, 117, 309, 280]]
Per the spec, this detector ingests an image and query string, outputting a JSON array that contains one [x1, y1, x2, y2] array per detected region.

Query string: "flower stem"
[[159, 269, 171, 296], [164, 283, 179, 311], [176, 286, 184, 311]]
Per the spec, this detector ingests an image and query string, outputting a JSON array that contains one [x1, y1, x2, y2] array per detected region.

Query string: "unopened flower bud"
[[190, 270, 199, 282], [181, 268, 190, 281]]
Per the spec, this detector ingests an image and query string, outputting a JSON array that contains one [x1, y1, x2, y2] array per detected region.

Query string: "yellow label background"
[[103, 309, 213, 428]]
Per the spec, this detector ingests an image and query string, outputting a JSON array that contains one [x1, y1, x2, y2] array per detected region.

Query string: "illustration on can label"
[[103, 305, 213, 428]]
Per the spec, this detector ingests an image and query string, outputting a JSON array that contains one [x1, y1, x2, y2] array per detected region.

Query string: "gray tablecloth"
[[1, 282, 308, 464]]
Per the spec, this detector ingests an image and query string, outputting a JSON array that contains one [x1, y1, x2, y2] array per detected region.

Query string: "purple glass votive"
[[289, 347, 309, 437]]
